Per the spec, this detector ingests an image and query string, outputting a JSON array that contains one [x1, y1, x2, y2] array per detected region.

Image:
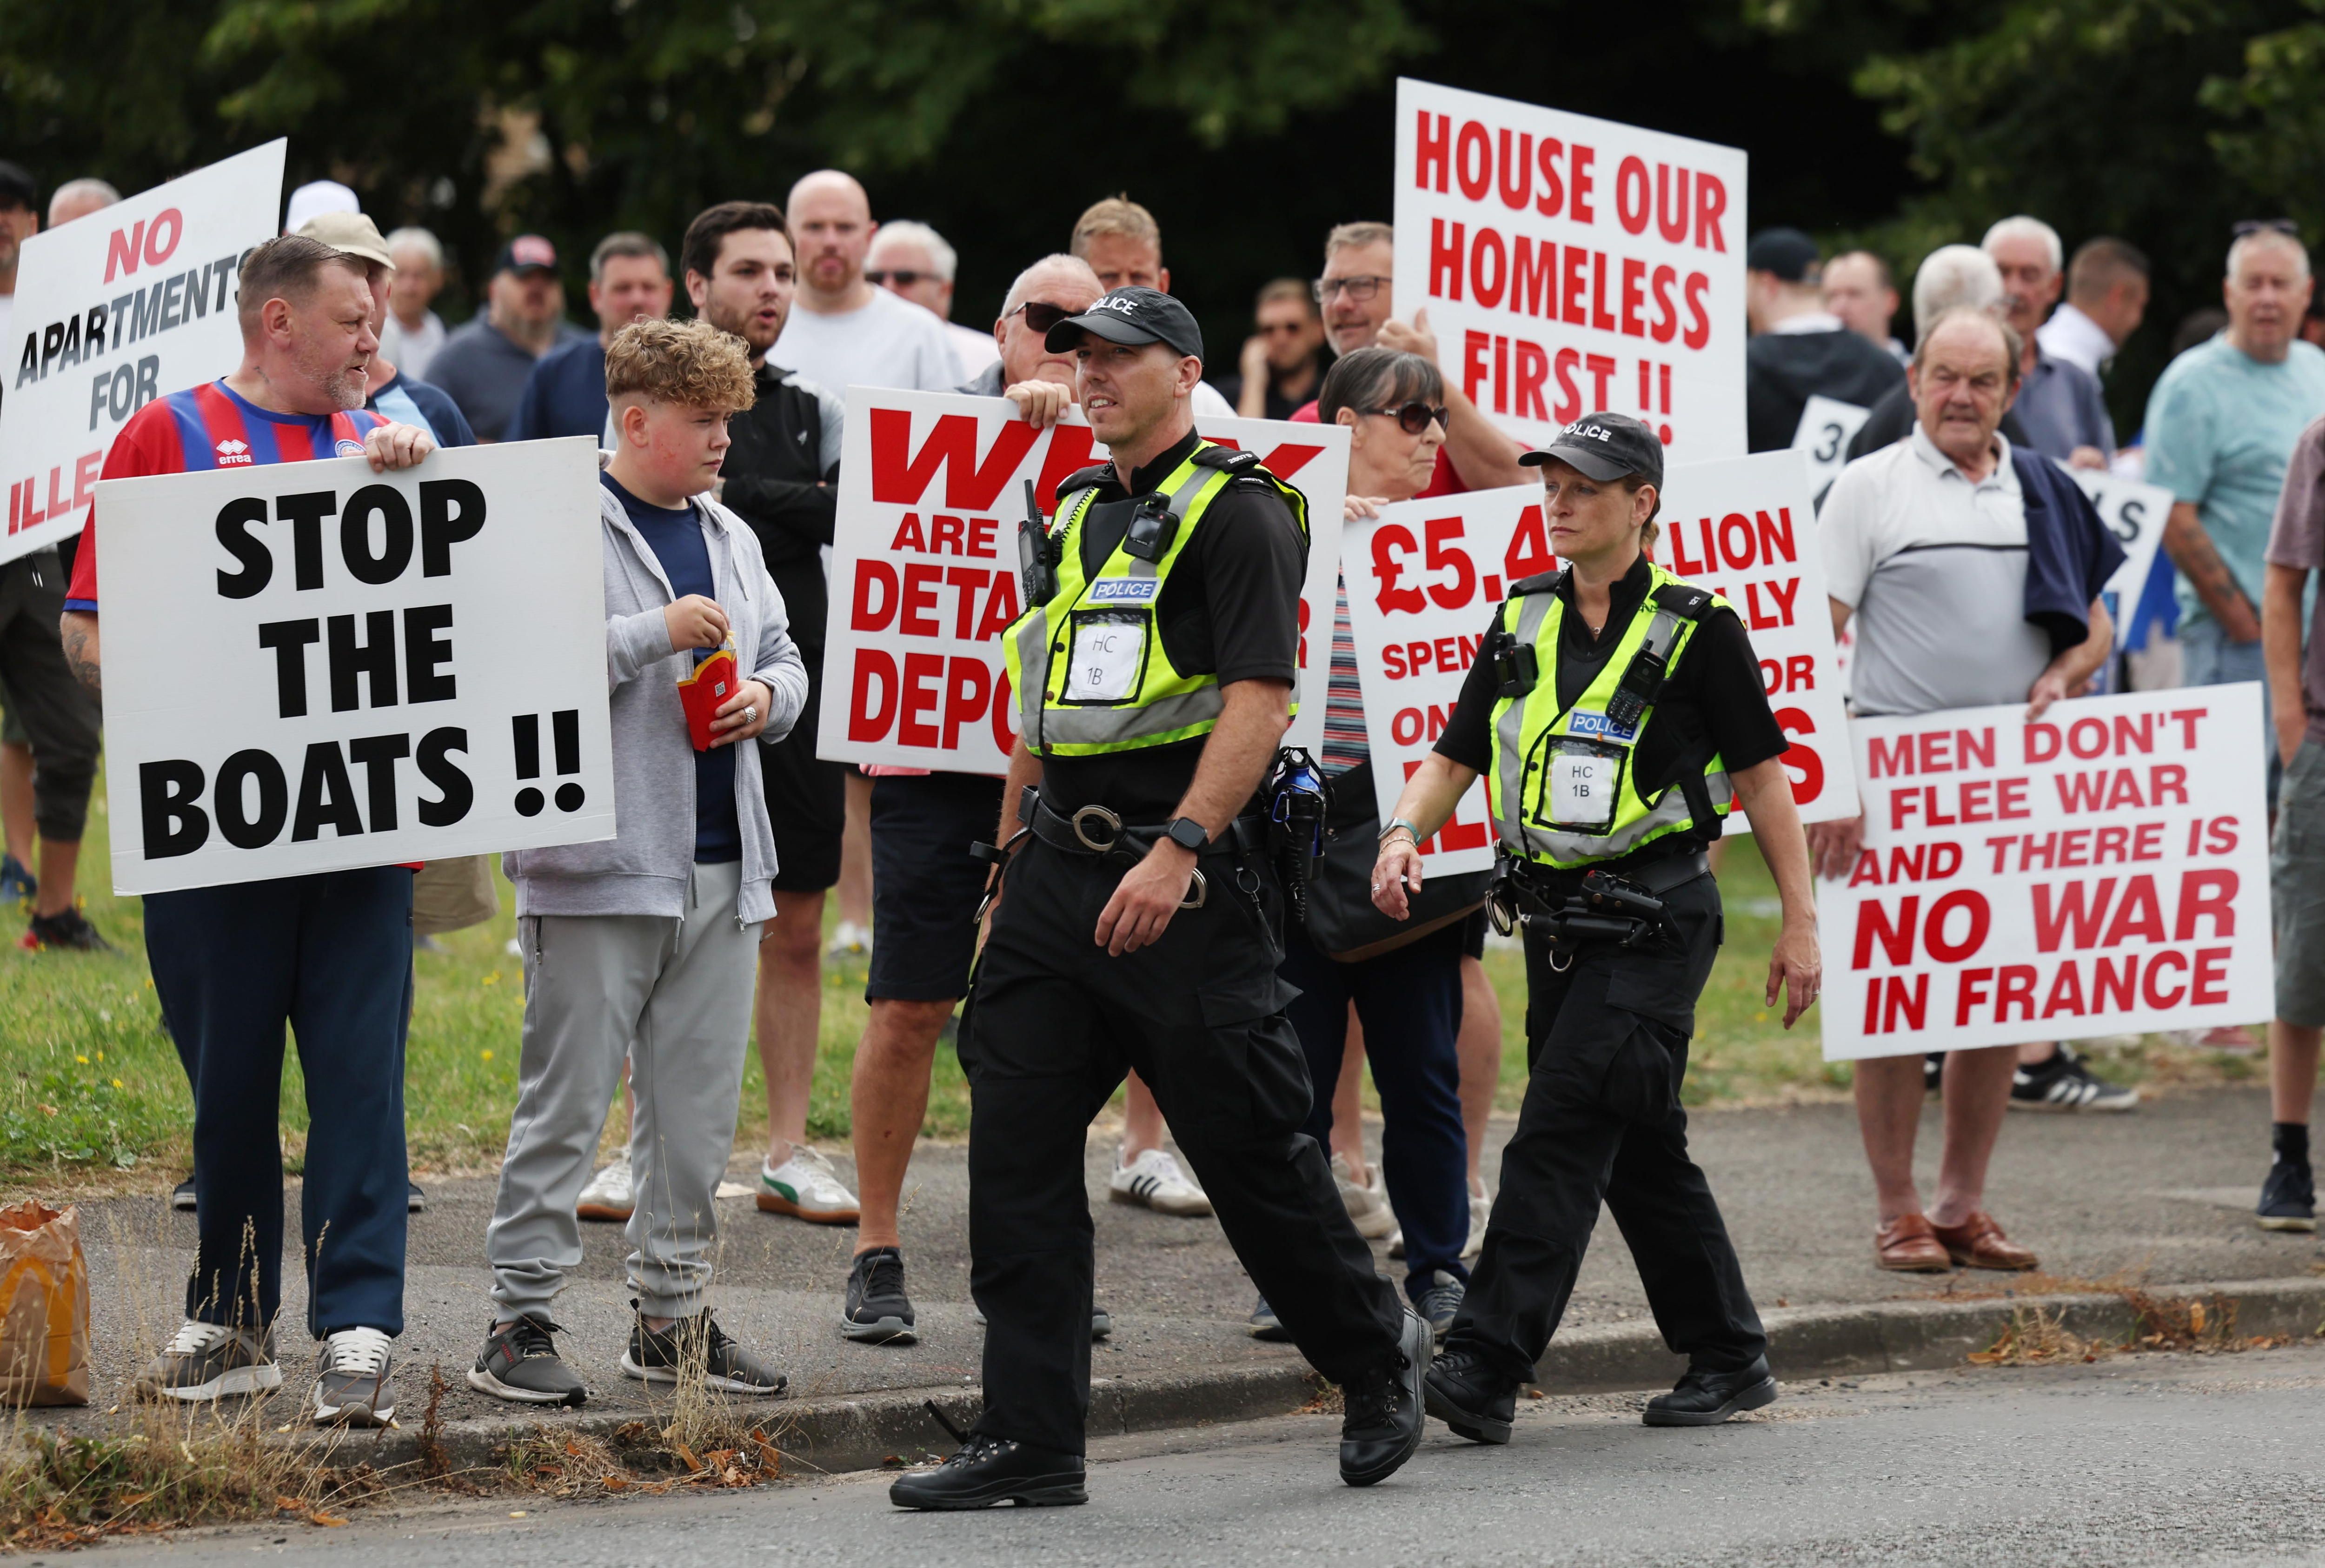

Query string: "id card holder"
[[1525, 734, 1628, 835], [1064, 609, 1149, 704]]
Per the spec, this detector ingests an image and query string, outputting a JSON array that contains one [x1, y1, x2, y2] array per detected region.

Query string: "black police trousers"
[[962, 834, 1405, 1454], [1443, 870, 1767, 1386]]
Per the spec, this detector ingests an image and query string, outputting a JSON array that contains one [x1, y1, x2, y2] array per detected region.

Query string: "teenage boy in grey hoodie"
[[471, 318, 809, 1405]]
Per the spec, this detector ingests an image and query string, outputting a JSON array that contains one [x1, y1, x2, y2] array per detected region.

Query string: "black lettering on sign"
[[417, 727, 472, 826], [216, 498, 272, 598], [140, 759, 208, 858], [256, 618, 320, 717], [403, 605, 457, 702], [275, 491, 336, 590], [327, 611, 398, 711], [291, 741, 364, 842], [341, 484, 414, 585], [347, 733, 411, 831], [419, 479, 486, 575], [214, 749, 288, 850]]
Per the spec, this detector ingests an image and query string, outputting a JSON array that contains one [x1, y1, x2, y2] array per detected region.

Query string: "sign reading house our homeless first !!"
[[0, 141, 286, 567], [1818, 686, 2272, 1063], [96, 437, 615, 895]]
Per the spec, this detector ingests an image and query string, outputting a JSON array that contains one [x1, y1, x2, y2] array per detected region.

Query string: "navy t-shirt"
[[510, 338, 611, 443], [602, 472, 741, 864]]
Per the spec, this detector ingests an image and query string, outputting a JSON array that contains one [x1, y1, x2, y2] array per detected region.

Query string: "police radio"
[[1018, 479, 1060, 605]]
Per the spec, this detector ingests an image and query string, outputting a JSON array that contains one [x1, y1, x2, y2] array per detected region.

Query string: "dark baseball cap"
[[0, 161, 35, 213], [1044, 286, 1204, 361], [493, 234, 560, 275], [1520, 412, 1664, 487], [1746, 226, 1820, 283]]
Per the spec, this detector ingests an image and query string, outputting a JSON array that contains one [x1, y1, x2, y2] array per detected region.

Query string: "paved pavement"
[[46, 1084, 2318, 1430], [83, 1343, 2325, 1566]]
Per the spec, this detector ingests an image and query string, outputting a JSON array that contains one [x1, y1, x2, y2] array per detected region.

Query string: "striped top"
[[1321, 575, 1369, 777]]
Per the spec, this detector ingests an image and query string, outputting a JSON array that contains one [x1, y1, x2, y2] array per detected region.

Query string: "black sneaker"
[[1415, 1270, 1465, 1345], [2010, 1046, 2139, 1113], [1423, 1347, 1519, 1444], [406, 1180, 425, 1214], [889, 1434, 1087, 1510], [1642, 1356, 1778, 1427], [1339, 1307, 1429, 1487], [1248, 1293, 1293, 1342], [170, 1179, 197, 1213], [621, 1306, 787, 1395], [843, 1248, 917, 1344], [467, 1315, 586, 1407], [1923, 1052, 1944, 1098], [2258, 1159, 2317, 1233], [22, 908, 113, 952]]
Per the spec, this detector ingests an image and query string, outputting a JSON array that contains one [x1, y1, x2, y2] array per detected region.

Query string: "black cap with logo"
[[1519, 412, 1665, 488], [1043, 286, 1205, 362]]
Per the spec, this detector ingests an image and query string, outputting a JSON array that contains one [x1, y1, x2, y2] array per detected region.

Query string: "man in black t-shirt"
[[888, 288, 1428, 1510]]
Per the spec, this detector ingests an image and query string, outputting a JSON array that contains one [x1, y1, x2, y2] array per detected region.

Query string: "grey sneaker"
[[467, 1315, 587, 1407], [132, 1320, 281, 1402], [309, 1327, 396, 1427], [621, 1307, 787, 1396], [1415, 1269, 1466, 1344]]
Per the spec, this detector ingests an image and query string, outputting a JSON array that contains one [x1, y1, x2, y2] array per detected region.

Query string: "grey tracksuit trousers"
[[485, 861, 761, 1319]]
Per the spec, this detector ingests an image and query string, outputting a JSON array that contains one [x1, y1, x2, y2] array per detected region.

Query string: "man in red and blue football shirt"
[[61, 234, 438, 1428]]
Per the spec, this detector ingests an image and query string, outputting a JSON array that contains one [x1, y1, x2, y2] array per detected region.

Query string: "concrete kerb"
[[296, 1278, 2325, 1481]]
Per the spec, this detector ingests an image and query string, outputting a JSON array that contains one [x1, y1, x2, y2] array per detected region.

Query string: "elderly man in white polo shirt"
[[1809, 306, 2125, 1276]]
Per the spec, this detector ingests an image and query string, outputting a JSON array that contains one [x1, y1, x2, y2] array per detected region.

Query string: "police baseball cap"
[[1043, 286, 1205, 361], [493, 234, 560, 276], [1745, 226, 1820, 283], [1520, 412, 1664, 488], [298, 211, 396, 271]]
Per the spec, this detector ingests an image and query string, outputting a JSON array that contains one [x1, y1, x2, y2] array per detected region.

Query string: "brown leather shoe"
[[1874, 1212, 1953, 1273], [1930, 1210, 2038, 1271]]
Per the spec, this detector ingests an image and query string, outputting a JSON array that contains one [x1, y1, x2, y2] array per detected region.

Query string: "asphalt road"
[[81, 1343, 2325, 1567]]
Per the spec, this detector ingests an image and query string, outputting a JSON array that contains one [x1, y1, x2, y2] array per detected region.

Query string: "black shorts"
[[762, 663, 846, 892], [866, 770, 1006, 1002]]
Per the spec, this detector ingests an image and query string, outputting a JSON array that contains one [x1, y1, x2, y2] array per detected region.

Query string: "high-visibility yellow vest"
[[1486, 560, 1731, 870], [1004, 441, 1309, 758]]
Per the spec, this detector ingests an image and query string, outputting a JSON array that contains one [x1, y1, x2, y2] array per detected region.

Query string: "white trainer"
[[310, 1326, 395, 1428], [758, 1146, 861, 1223], [1108, 1148, 1213, 1216], [1466, 1178, 1491, 1260], [576, 1154, 634, 1222], [825, 920, 872, 961], [1333, 1153, 1399, 1239]]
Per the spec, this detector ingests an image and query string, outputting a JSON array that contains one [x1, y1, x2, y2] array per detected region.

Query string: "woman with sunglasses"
[[1249, 347, 1478, 1347]]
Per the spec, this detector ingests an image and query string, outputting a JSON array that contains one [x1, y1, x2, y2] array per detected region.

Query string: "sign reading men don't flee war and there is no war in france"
[[1393, 79, 1748, 459], [1341, 451, 1854, 876], [817, 388, 1348, 775], [1819, 686, 2272, 1063], [97, 438, 615, 895], [0, 141, 286, 567]]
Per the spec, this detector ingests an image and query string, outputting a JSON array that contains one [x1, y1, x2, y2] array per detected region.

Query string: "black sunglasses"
[[2234, 219, 2301, 238], [1364, 401, 1448, 436], [1007, 300, 1075, 334], [866, 268, 937, 286]]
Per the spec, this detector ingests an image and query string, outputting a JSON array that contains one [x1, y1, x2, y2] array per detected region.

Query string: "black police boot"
[[1642, 1355, 1778, 1427], [1422, 1347, 1519, 1445], [888, 1433, 1087, 1510], [1339, 1307, 1430, 1487]]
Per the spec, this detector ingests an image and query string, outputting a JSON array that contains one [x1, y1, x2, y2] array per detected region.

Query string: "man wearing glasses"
[[1291, 221, 1527, 497]]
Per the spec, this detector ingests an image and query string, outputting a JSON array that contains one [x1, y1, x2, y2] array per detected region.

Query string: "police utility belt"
[[1008, 786, 1265, 910], [1487, 847, 1709, 956]]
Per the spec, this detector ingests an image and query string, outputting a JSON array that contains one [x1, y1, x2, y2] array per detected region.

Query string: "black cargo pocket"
[[1596, 1012, 1685, 1125], [1185, 978, 1306, 1144]]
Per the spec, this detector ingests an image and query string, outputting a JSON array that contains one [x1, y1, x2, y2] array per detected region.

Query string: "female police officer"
[[1368, 411, 1821, 1442]]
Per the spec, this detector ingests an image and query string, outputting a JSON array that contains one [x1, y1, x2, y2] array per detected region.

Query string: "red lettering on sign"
[[869, 410, 1040, 509]]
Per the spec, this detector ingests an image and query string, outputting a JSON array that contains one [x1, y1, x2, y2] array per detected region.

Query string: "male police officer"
[[888, 288, 1431, 1509], [1371, 413, 1822, 1445]]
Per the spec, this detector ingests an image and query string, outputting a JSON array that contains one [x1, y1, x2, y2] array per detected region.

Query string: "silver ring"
[[743, 705, 756, 725]]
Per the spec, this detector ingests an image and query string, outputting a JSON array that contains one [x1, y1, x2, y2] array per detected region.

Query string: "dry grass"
[[1967, 1287, 2298, 1368]]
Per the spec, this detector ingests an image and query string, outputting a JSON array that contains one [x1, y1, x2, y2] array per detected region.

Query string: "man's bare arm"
[[60, 611, 100, 695], [2163, 499, 2261, 641]]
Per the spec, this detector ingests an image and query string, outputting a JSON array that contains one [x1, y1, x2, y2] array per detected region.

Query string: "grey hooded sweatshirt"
[[503, 457, 810, 925]]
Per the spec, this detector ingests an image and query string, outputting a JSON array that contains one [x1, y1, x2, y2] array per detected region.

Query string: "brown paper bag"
[[0, 1200, 90, 1406]]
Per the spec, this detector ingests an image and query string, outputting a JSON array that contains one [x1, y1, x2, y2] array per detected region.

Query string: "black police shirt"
[[1040, 428, 1308, 822], [1434, 551, 1791, 855]]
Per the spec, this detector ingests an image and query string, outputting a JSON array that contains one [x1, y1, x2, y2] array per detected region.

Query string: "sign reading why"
[[96, 437, 614, 894], [819, 389, 1347, 774], [1342, 451, 1854, 877], [0, 141, 285, 567], [1393, 79, 1747, 459], [1819, 686, 2271, 1063]]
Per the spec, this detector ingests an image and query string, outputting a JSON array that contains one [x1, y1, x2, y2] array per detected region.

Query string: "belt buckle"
[[1071, 804, 1123, 851]]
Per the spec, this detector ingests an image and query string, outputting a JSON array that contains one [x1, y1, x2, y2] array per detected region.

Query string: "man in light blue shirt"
[[2146, 224, 2325, 796]]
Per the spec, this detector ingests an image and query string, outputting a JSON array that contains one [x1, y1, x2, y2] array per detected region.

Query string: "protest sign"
[[817, 389, 1347, 773], [1, 142, 285, 567], [1792, 394, 1871, 506], [1392, 79, 1747, 458], [1342, 451, 1854, 876], [96, 437, 614, 894], [1818, 685, 2271, 1062], [2071, 467, 2170, 653]]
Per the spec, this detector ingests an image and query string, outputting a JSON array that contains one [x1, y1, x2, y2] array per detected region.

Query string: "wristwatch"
[[1164, 817, 1210, 853]]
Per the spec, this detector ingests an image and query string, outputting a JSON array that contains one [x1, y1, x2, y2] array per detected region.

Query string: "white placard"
[[817, 388, 1346, 773], [1392, 79, 1747, 459], [1, 142, 285, 566], [1818, 686, 2271, 1062], [97, 438, 615, 893], [2070, 466, 2171, 653], [1342, 451, 1855, 876], [1792, 394, 1871, 505]]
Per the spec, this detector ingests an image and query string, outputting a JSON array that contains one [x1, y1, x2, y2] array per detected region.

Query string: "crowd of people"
[[3, 147, 2323, 1503]]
